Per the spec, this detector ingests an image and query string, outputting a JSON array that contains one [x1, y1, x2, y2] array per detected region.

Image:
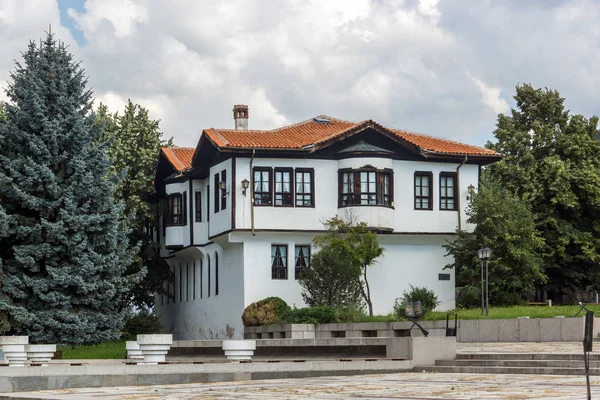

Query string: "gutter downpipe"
[[456, 156, 468, 231], [250, 149, 256, 236]]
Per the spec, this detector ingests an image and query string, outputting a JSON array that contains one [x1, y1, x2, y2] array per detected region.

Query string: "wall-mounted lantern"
[[467, 184, 476, 201], [241, 178, 250, 196]]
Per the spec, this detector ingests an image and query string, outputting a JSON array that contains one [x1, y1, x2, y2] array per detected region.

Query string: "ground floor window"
[[271, 245, 288, 279], [295, 245, 310, 279]]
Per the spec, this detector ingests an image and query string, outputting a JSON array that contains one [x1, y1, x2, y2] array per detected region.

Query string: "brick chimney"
[[233, 105, 248, 130]]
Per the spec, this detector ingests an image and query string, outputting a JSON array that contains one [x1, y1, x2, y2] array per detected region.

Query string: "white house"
[[153, 105, 502, 340]]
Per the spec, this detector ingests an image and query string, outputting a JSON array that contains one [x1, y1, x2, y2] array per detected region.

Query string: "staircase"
[[420, 353, 600, 376]]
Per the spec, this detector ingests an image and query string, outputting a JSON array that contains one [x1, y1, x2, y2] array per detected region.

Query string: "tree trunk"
[[363, 266, 373, 316]]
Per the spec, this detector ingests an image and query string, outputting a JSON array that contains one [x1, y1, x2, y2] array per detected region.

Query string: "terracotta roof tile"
[[202, 115, 500, 157], [161, 147, 195, 171]]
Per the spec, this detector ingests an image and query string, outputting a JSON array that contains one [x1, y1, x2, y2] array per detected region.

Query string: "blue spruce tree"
[[0, 33, 140, 345]]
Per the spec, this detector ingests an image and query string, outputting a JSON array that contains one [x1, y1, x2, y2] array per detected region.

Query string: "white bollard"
[[137, 334, 172, 364], [0, 336, 29, 367], [26, 344, 57, 366], [222, 340, 256, 361], [125, 341, 144, 360]]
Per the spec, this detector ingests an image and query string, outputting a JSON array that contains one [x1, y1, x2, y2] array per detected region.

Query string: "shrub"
[[281, 306, 337, 324], [334, 305, 367, 323], [241, 297, 290, 327], [393, 285, 440, 319], [121, 310, 163, 341]]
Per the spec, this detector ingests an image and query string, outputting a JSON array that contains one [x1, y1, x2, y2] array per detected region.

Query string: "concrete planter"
[[137, 334, 172, 364], [0, 336, 29, 367], [126, 341, 144, 360], [222, 340, 256, 361], [26, 344, 57, 365]]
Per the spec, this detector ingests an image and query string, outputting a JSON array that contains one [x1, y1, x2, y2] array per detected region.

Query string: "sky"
[[1, 0, 600, 147]]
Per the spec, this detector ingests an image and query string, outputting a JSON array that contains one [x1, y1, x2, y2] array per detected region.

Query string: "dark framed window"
[[274, 168, 293, 206], [271, 245, 288, 280], [338, 169, 393, 207], [440, 172, 457, 210], [253, 167, 273, 206], [295, 245, 310, 280], [206, 186, 210, 222], [414, 172, 433, 210], [295, 168, 314, 207], [215, 252, 219, 296], [195, 192, 202, 222], [221, 170, 227, 211], [167, 194, 183, 226], [214, 173, 220, 213]]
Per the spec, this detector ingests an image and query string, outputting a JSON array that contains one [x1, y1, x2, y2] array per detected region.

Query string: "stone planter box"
[[126, 341, 143, 360], [26, 344, 57, 365], [137, 334, 172, 364], [0, 336, 29, 367], [222, 340, 256, 361]]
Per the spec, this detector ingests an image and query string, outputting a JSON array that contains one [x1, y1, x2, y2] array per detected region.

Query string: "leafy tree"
[[487, 84, 600, 294], [0, 104, 5, 121], [444, 174, 546, 306], [96, 101, 173, 308], [309, 215, 384, 315], [298, 245, 364, 309], [0, 33, 140, 345]]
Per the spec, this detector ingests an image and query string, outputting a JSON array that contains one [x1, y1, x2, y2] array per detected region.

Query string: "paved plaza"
[[5, 372, 600, 399]]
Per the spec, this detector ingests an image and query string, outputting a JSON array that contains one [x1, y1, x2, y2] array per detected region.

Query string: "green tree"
[[311, 215, 384, 315], [444, 174, 546, 306], [0, 33, 140, 345], [298, 245, 364, 308], [96, 101, 173, 308], [487, 84, 600, 294]]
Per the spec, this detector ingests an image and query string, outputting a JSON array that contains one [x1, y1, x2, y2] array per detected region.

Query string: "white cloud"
[[466, 71, 510, 115], [3, 0, 600, 148]]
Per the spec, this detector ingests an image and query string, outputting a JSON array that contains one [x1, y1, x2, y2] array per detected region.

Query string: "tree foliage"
[[444, 174, 546, 306], [0, 34, 140, 345], [301, 215, 384, 315], [486, 84, 600, 294], [96, 101, 173, 308]]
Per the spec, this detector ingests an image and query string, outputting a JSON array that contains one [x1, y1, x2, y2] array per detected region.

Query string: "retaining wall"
[[244, 317, 600, 343]]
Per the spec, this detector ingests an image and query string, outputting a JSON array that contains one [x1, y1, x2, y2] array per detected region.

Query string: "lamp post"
[[477, 247, 492, 316]]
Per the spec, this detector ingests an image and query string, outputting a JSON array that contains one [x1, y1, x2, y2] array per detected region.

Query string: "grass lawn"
[[59, 340, 126, 359], [425, 304, 600, 321]]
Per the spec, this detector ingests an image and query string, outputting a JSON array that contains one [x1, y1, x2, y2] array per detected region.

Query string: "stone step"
[[457, 352, 599, 361], [419, 365, 600, 376], [437, 359, 599, 368]]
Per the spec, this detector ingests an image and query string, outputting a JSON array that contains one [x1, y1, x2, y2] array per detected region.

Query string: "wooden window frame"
[[167, 193, 184, 226], [253, 167, 273, 206], [214, 173, 220, 213], [439, 172, 458, 211], [271, 244, 288, 280], [414, 171, 433, 211], [195, 191, 202, 222], [294, 245, 311, 280], [221, 170, 227, 211], [274, 167, 294, 207], [295, 168, 315, 207], [337, 168, 394, 208], [206, 186, 210, 222]]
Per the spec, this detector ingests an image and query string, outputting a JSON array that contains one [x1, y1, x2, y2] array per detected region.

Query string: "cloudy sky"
[[1, 0, 599, 147]]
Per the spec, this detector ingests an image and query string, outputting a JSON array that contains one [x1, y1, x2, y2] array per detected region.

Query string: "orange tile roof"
[[202, 116, 500, 157], [161, 147, 195, 171]]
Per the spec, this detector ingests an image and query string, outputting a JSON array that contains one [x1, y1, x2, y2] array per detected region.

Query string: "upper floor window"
[[214, 173, 220, 213], [295, 168, 314, 207], [220, 170, 227, 211], [338, 168, 393, 207], [271, 244, 288, 280], [253, 168, 272, 206], [195, 191, 202, 222], [295, 245, 310, 279], [167, 193, 185, 226], [440, 172, 457, 210], [414, 172, 433, 210], [274, 168, 293, 206]]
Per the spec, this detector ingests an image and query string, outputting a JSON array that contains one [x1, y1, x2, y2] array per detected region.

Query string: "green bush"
[[281, 306, 337, 324], [121, 310, 163, 341], [334, 305, 367, 323], [241, 297, 291, 327], [393, 285, 440, 319]]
